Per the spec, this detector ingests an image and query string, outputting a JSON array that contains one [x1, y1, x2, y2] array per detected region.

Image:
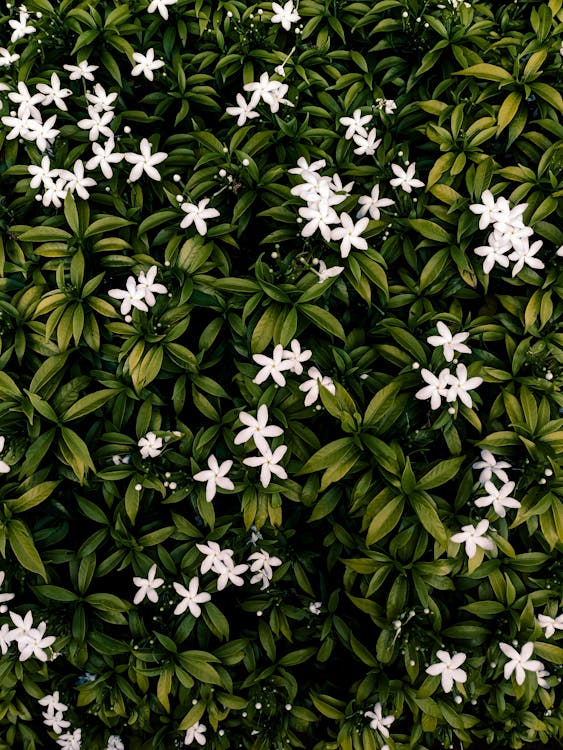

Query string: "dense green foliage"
[[0, 0, 562, 748]]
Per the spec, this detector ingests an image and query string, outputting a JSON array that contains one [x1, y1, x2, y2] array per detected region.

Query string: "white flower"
[[499, 642, 544, 686], [173, 577, 211, 617], [214, 558, 249, 591], [357, 184, 394, 220], [446, 363, 483, 409], [41, 177, 68, 208], [59, 160, 96, 200], [0, 48, 19, 67], [136, 265, 167, 306], [0, 623, 12, 655], [85, 83, 118, 112], [288, 157, 326, 176], [330, 213, 369, 258], [133, 563, 164, 604], [17, 621, 56, 661], [85, 138, 123, 179], [106, 736, 125, 750], [243, 445, 288, 488], [37, 73, 72, 111], [266, 82, 293, 113], [309, 601, 322, 615], [180, 198, 219, 235], [352, 128, 381, 156], [147, 0, 178, 20], [108, 276, 149, 316], [426, 321, 471, 362], [425, 650, 467, 693], [282, 339, 312, 375], [42, 710, 70, 734], [63, 60, 99, 81], [389, 162, 424, 192], [0, 435, 11, 474], [193, 455, 234, 502], [9, 610, 34, 640], [556, 245, 563, 257], [314, 259, 344, 283], [9, 10, 36, 42], [138, 431, 163, 458], [376, 97, 397, 114], [8, 81, 43, 119], [196, 541, 234, 575], [225, 93, 260, 126], [0, 571, 15, 612], [299, 200, 339, 242], [56, 728, 82, 750], [28, 156, 60, 190], [474, 480, 520, 518], [472, 450, 511, 485], [125, 137, 168, 182], [450, 519, 494, 559], [131, 48, 165, 81], [364, 702, 395, 737], [537, 613, 563, 639], [184, 721, 207, 746], [243, 72, 282, 109], [339, 109, 372, 140], [415, 368, 451, 410], [247, 549, 282, 581], [508, 238, 544, 276], [25, 115, 59, 152], [469, 190, 505, 231], [252, 343, 293, 386], [474, 229, 512, 274], [271, 0, 301, 30], [76, 106, 114, 141], [299, 366, 335, 407], [38, 692, 68, 715], [233, 404, 283, 455]]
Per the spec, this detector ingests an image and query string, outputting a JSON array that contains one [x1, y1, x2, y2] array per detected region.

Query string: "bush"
[[0, 0, 562, 748]]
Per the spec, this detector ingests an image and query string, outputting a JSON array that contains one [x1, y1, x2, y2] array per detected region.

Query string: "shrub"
[[0, 0, 562, 749]]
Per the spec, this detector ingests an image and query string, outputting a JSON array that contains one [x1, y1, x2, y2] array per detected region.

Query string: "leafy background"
[[0, 0, 562, 748]]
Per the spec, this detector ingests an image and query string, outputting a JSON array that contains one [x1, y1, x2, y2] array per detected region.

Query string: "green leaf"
[[297, 438, 356, 474], [416, 457, 465, 490], [366, 495, 405, 545], [405, 219, 452, 243], [61, 389, 116, 422], [454, 63, 513, 82], [299, 303, 346, 340], [6, 481, 60, 513], [7, 519, 47, 580]]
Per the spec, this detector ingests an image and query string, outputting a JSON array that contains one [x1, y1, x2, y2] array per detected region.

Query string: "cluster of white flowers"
[[196, 541, 249, 592], [235, 404, 288, 488], [226, 69, 293, 126], [108, 265, 168, 321], [470, 190, 544, 277], [416, 321, 482, 412], [38, 692, 70, 736], [252, 339, 312, 386], [56, 728, 82, 750], [247, 548, 282, 589], [339, 108, 382, 155], [0, 608, 56, 662], [472, 449, 520, 518]]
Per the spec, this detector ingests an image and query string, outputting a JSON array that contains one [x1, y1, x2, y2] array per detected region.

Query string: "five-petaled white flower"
[[426, 650, 467, 693], [173, 577, 211, 617], [508, 238, 544, 277], [247, 549, 283, 582], [474, 230, 511, 274], [225, 93, 260, 126], [353, 128, 381, 156], [37, 73, 72, 111], [193, 455, 234, 502], [252, 343, 293, 386], [415, 368, 451, 410], [39, 691, 69, 715], [244, 445, 288, 488], [364, 702, 395, 737], [147, 0, 178, 20], [474, 480, 520, 518], [446, 363, 483, 409], [271, 0, 301, 30], [339, 109, 372, 140], [125, 137, 168, 181], [180, 198, 220, 235], [63, 60, 99, 81], [314, 259, 344, 283], [426, 321, 471, 362], [234, 404, 283, 455], [184, 721, 207, 746], [469, 189, 505, 231], [0, 436, 11, 474], [282, 339, 312, 375], [136, 265, 168, 306], [299, 367, 336, 407], [196, 541, 234, 575], [215, 557, 249, 590], [77, 107, 115, 141], [389, 162, 424, 192], [499, 642, 544, 686], [330, 213, 369, 258], [472, 450, 511, 485], [85, 138, 123, 179], [131, 48, 165, 81], [58, 160, 97, 200], [450, 519, 494, 559], [133, 563, 164, 604], [357, 184, 394, 220], [537, 613, 563, 639], [138, 431, 163, 458]]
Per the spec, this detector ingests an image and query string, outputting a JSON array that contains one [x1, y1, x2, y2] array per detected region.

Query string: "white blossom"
[[131, 48, 165, 81], [450, 519, 494, 559], [138, 431, 163, 458], [173, 577, 211, 617], [426, 321, 471, 362], [133, 563, 164, 604], [499, 642, 544, 686], [193, 455, 234, 501], [426, 650, 467, 693]]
